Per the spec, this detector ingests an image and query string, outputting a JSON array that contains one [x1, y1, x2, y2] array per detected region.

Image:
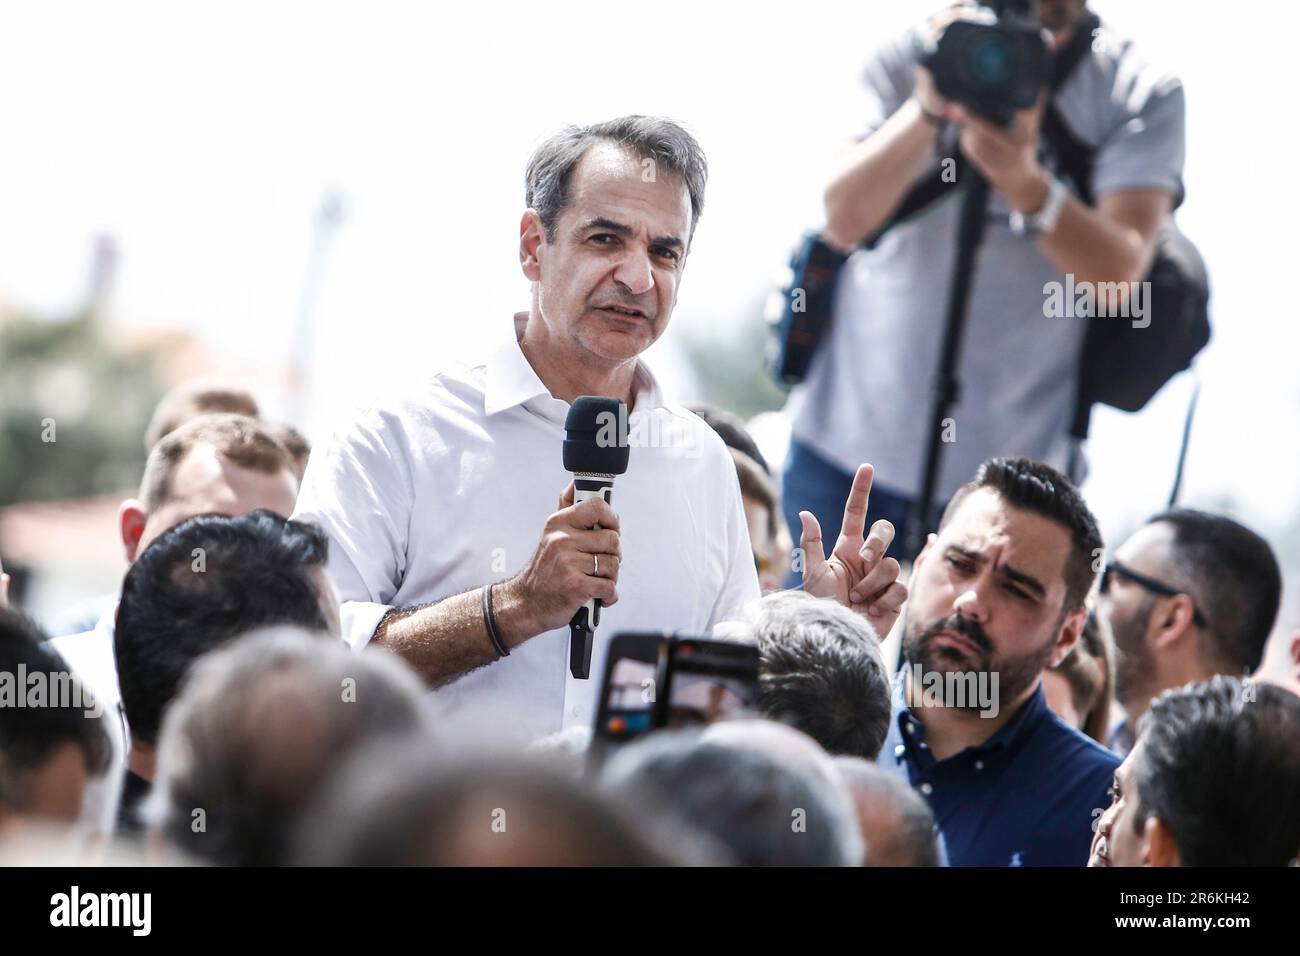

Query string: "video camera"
[[921, 0, 1051, 127]]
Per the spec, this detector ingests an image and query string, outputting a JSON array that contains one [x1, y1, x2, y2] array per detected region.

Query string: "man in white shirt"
[[294, 116, 907, 741], [35, 414, 297, 837], [50, 416, 300, 771]]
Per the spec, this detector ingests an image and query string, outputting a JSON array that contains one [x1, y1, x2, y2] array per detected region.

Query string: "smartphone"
[[591, 632, 760, 762], [657, 636, 760, 729], [592, 632, 664, 756]]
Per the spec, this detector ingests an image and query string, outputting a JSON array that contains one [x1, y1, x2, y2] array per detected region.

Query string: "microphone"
[[563, 396, 631, 679]]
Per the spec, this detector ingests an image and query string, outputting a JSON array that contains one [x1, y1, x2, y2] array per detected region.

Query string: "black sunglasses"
[[1101, 561, 1208, 629]]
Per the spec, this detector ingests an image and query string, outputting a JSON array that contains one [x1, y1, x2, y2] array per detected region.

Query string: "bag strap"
[[862, 10, 1101, 248]]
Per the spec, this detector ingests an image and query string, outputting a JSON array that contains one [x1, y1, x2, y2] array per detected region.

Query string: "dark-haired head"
[[1100, 509, 1281, 722], [1143, 509, 1279, 672], [1129, 676, 1300, 866], [939, 457, 1102, 611], [114, 509, 337, 748], [1, 610, 112, 828], [905, 458, 1104, 711]]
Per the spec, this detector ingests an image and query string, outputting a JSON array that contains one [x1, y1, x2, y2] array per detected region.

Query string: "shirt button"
[[570, 706, 581, 718], [894, 744, 906, 758], [919, 783, 933, 796], [905, 721, 916, 734], [974, 760, 985, 771]]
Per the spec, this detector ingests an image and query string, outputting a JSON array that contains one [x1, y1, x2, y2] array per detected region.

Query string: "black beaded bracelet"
[[482, 583, 510, 659]]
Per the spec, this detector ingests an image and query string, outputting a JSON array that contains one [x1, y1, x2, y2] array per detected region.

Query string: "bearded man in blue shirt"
[[870, 456, 1119, 866]]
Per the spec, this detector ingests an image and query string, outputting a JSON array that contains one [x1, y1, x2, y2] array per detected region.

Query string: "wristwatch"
[[1009, 173, 1067, 238]]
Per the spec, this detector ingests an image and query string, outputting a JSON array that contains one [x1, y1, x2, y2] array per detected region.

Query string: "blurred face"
[[1089, 743, 1147, 867], [309, 566, 343, 638], [904, 489, 1084, 710], [743, 496, 782, 594], [15, 741, 90, 826], [1036, 0, 1087, 34], [125, 444, 300, 560], [523, 141, 692, 364], [1096, 522, 1177, 704]]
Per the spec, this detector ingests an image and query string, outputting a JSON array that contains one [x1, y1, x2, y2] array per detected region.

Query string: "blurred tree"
[[0, 308, 165, 507], [678, 291, 788, 421]]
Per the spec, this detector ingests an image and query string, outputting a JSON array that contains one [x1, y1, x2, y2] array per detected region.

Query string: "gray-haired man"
[[295, 116, 906, 740]]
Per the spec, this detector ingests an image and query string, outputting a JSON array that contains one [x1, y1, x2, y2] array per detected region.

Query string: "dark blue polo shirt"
[[876, 673, 1120, 867]]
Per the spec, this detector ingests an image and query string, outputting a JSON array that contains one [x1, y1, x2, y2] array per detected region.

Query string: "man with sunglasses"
[[1097, 509, 1282, 757]]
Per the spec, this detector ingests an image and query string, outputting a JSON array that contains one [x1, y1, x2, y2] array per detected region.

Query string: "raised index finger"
[[840, 463, 875, 543]]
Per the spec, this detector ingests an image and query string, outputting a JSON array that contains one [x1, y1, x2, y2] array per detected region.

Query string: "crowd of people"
[[2, 379, 1296, 867], [3, 2, 1299, 868]]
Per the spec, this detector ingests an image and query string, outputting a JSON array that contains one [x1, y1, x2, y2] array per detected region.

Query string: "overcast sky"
[[2, 0, 1297, 571]]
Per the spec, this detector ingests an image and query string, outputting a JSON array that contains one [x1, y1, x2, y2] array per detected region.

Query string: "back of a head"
[[0, 611, 111, 826], [834, 756, 941, 867], [941, 457, 1102, 610], [1146, 509, 1282, 674], [150, 627, 428, 866], [752, 591, 892, 760], [114, 510, 334, 746], [299, 745, 673, 866], [687, 403, 771, 474], [1135, 675, 1300, 866], [139, 412, 294, 516], [262, 420, 312, 478], [1049, 608, 1112, 741], [143, 381, 260, 451], [604, 719, 861, 866]]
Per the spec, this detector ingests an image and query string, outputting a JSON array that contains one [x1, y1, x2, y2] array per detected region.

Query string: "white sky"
[[1, 0, 1297, 564]]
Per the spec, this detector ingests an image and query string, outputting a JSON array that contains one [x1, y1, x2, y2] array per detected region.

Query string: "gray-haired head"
[[834, 756, 942, 867], [603, 718, 862, 866], [295, 741, 689, 866], [145, 626, 430, 866], [743, 590, 893, 761], [525, 115, 708, 244]]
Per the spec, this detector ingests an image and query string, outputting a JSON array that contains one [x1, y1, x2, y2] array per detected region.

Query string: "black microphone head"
[[563, 396, 630, 475]]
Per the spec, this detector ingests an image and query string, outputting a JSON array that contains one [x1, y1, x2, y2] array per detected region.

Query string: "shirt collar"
[[484, 320, 552, 417], [96, 601, 118, 640], [483, 313, 669, 419]]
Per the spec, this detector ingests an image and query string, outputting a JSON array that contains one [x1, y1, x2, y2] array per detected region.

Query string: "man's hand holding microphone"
[[494, 483, 621, 644]]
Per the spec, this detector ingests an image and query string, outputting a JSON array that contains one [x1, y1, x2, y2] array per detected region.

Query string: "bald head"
[[834, 757, 941, 867], [606, 719, 863, 866], [148, 628, 428, 866]]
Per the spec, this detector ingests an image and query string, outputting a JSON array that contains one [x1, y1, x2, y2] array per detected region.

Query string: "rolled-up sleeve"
[[292, 407, 414, 650], [858, 28, 922, 139], [1093, 71, 1186, 207]]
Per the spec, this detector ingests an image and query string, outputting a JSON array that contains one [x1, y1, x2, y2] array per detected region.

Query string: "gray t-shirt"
[[787, 16, 1185, 500]]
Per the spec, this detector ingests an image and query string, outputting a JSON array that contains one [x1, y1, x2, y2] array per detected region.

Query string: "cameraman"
[[783, 1, 1184, 563]]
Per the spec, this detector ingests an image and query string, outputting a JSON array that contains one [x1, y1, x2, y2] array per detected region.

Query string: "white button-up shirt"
[[50, 609, 127, 833], [292, 328, 761, 741]]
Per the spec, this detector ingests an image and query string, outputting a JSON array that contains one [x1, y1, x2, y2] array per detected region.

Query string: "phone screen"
[[593, 633, 664, 754], [661, 639, 760, 729], [593, 634, 761, 761]]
